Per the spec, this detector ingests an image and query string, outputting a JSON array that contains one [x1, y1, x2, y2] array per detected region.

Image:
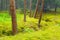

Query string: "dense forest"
[[0, 0, 60, 11], [0, 0, 60, 40]]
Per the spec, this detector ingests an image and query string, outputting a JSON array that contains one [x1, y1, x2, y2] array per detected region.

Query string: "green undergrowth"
[[0, 12, 60, 40]]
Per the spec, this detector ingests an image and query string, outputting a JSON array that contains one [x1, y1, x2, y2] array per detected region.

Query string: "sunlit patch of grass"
[[0, 12, 60, 40], [0, 25, 60, 40]]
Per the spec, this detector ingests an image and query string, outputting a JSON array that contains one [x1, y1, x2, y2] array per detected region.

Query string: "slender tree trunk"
[[10, 0, 17, 35], [24, 0, 26, 22], [55, 4, 57, 12], [38, 0, 44, 27], [34, 0, 40, 18], [0, 0, 3, 11], [0, 0, 1, 11], [5, 0, 7, 10], [29, 0, 32, 17]]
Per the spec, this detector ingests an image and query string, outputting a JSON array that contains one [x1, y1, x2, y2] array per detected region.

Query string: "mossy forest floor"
[[0, 12, 60, 40]]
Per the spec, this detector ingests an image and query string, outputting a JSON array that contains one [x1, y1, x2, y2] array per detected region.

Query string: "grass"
[[0, 12, 60, 40]]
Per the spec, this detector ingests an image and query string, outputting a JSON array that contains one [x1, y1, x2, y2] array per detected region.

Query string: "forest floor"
[[0, 12, 60, 40]]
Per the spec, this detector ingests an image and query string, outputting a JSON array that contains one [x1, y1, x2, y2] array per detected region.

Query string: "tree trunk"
[[0, 0, 1, 11], [55, 4, 57, 12], [0, 0, 3, 11], [10, 0, 17, 35], [38, 0, 44, 27], [34, 0, 40, 18], [29, 0, 32, 17], [24, 0, 26, 22]]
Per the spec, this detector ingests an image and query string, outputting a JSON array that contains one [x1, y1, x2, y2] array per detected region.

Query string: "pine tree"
[[10, 0, 17, 35], [29, 0, 32, 17], [24, 0, 26, 22], [34, 0, 40, 18], [38, 0, 44, 27]]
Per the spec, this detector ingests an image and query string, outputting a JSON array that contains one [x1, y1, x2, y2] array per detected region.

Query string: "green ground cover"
[[0, 12, 60, 40]]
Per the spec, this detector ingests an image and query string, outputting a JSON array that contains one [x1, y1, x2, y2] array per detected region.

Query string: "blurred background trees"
[[0, 0, 60, 11]]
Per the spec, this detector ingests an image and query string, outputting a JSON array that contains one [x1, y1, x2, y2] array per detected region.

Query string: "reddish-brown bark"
[[29, 0, 32, 17], [38, 0, 44, 27], [10, 0, 17, 35], [24, 0, 26, 22], [34, 0, 40, 18]]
